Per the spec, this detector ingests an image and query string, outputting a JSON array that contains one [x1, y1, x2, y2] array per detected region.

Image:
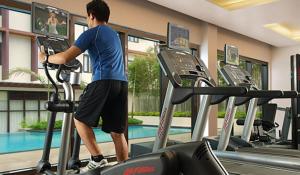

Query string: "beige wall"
[[218, 28, 272, 63], [20, 0, 204, 44], [271, 45, 300, 138]]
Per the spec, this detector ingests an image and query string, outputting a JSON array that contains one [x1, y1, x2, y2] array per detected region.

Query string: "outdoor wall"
[[271, 44, 300, 138], [8, 34, 31, 82], [8, 10, 31, 32]]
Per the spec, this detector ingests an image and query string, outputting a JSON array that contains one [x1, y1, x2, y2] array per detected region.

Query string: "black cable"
[[43, 56, 59, 95]]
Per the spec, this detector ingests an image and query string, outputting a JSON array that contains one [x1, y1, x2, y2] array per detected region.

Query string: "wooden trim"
[[31, 37, 38, 81], [9, 29, 36, 38], [0, 27, 8, 32], [1, 9, 9, 80], [0, 82, 81, 89], [7, 96, 10, 133], [128, 50, 151, 57], [118, 32, 129, 142], [0, 0, 31, 12]]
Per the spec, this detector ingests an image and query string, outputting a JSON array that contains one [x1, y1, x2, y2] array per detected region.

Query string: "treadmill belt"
[[221, 159, 300, 175], [239, 147, 300, 158]]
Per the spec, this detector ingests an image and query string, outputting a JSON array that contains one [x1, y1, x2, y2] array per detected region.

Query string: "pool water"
[[0, 126, 190, 154]]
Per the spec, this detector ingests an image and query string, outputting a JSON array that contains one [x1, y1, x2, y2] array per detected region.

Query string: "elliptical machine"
[[35, 36, 86, 175]]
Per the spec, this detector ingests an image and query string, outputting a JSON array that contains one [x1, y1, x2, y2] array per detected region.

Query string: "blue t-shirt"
[[74, 25, 127, 82]]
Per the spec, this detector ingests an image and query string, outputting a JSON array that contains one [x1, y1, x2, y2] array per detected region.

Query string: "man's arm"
[[39, 46, 82, 65]]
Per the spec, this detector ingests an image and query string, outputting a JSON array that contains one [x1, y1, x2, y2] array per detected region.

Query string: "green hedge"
[[128, 111, 191, 117], [217, 111, 262, 119], [21, 120, 63, 130], [21, 117, 143, 130]]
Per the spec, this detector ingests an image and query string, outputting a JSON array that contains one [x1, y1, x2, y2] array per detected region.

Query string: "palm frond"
[[9, 68, 50, 89]]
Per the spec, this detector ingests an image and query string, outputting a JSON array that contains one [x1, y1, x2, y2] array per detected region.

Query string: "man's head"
[[86, 0, 110, 28]]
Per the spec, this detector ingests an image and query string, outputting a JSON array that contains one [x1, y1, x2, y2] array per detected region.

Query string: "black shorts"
[[75, 80, 128, 133]]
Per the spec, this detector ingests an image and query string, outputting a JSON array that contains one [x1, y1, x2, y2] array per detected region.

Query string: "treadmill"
[[152, 24, 300, 174], [201, 45, 300, 173]]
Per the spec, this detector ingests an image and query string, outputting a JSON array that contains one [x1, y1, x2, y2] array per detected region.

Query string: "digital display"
[[32, 2, 69, 39], [225, 44, 239, 66], [167, 23, 190, 52]]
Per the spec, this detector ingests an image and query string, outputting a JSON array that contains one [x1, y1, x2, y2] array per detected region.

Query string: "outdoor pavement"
[[134, 116, 191, 127]]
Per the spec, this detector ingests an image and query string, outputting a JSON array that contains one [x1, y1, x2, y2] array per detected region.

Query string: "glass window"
[[0, 91, 7, 111], [252, 63, 262, 89], [9, 112, 23, 132], [0, 15, 2, 27], [128, 36, 190, 148], [128, 37, 160, 116], [83, 54, 91, 73], [10, 100, 23, 111], [128, 36, 139, 43], [74, 24, 92, 83], [25, 100, 38, 110], [217, 51, 267, 135], [0, 32, 2, 66], [0, 112, 7, 133]]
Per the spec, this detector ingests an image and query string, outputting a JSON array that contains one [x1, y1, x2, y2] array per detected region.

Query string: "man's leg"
[[110, 132, 128, 162], [74, 118, 102, 156]]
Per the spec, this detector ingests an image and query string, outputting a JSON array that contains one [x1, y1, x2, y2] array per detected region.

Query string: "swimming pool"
[[0, 126, 190, 154]]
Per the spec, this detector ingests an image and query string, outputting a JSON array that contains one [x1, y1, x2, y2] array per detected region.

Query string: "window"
[[217, 51, 268, 135], [128, 36, 139, 43], [128, 37, 159, 115], [0, 91, 8, 133], [0, 32, 2, 66], [83, 54, 91, 73]]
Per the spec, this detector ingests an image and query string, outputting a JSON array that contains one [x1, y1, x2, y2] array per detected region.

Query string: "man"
[[39, 0, 128, 172]]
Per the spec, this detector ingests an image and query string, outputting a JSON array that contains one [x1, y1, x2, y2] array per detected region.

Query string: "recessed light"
[[208, 0, 278, 10], [264, 23, 300, 42]]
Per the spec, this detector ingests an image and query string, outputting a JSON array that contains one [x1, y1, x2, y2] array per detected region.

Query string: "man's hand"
[[37, 46, 82, 65], [38, 46, 47, 64]]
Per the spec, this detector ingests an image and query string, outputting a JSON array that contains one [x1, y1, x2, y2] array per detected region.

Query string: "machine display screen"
[[225, 44, 239, 66], [167, 23, 190, 52], [32, 2, 69, 39]]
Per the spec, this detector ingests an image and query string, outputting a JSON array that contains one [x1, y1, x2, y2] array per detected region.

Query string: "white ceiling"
[[147, 0, 300, 47]]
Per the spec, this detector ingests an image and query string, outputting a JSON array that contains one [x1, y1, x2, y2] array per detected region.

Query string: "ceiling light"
[[264, 23, 300, 42], [208, 0, 278, 10]]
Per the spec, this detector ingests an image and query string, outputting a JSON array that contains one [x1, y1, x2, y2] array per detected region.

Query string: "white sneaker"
[[80, 158, 108, 173]]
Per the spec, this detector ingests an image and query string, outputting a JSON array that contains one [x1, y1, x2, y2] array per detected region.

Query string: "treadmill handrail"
[[280, 90, 298, 98], [171, 87, 248, 104], [239, 90, 283, 98], [235, 90, 293, 106]]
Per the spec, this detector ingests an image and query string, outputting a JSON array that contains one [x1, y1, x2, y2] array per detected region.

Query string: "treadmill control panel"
[[158, 47, 213, 87], [221, 64, 255, 87]]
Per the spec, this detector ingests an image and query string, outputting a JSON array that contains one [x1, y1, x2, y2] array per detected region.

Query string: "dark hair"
[[86, 0, 110, 23]]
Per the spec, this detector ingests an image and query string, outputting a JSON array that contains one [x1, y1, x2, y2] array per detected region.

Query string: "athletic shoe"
[[80, 158, 108, 173]]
